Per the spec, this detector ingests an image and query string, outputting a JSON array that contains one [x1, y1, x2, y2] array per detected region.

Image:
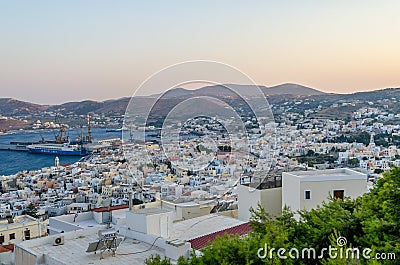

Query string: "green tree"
[[354, 167, 400, 259], [296, 196, 363, 250], [321, 230, 369, 265], [25, 202, 39, 219], [347, 158, 359, 167], [145, 255, 172, 265], [307, 150, 315, 156]]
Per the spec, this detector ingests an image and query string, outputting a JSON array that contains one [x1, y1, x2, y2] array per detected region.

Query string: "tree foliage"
[[25, 202, 39, 219], [347, 158, 359, 167], [146, 168, 400, 265]]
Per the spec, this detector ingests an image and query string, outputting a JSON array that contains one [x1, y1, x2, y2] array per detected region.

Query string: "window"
[[304, 190, 311, 200], [333, 189, 345, 200], [24, 229, 30, 240], [0, 235, 4, 244], [9, 233, 15, 240]]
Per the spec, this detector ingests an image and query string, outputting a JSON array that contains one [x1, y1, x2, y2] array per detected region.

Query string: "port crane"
[[54, 114, 69, 144], [76, 113, 93, 144]]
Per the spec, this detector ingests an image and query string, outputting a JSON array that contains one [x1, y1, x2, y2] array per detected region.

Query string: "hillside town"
[[3, 0, 400, 263], [1, 92, 400, 263]]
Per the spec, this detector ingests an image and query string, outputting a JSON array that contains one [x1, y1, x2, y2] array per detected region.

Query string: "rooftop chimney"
[[128, 191, 133, 211]]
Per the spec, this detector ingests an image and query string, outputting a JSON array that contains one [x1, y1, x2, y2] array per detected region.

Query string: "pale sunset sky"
[[1, 1, 399, 104]]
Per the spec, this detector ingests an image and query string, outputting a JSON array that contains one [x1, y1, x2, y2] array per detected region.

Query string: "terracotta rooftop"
[[188, 222, 253, 250], [92, 204, 129, 212], [0, 244, 14, 253]]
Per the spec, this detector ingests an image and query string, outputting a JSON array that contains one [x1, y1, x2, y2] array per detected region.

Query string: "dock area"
[[0, 143, 29, 152]]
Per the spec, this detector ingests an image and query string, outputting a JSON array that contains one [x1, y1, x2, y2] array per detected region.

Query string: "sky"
[[1, 1, 400, 104]]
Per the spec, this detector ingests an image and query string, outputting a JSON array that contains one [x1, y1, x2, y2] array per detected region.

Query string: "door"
[[333, 189, 344, 199], [24, 229, 31, 240]]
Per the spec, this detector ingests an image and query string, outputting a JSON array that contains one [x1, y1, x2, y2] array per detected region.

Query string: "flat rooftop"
[[283, 168, 366, 181], [171, 200, 216, 207], [18, 226, 165, 265], [0, 215, 37, 229], [171, 214, 245, 241], [131, 207, 173, 216], [49, 212, 100, 230]]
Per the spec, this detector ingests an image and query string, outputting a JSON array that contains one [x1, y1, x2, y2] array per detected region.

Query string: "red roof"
[[92, 204, 129, 212], [0, 244, 14, 253], [188, 222, 253, 250]]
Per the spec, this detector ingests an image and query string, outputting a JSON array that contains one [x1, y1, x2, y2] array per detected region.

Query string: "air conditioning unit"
[[53, 236, 64, 246]]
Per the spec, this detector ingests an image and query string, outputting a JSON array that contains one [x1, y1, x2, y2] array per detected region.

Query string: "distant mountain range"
[[0, 98, 48, 116], [264, 83, 324, 96], [150, 83, 324, 98], [0, 83, 399, 116]]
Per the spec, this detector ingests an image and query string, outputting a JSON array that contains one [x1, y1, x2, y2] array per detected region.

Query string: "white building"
[[160, 183, 183, 198], [238, 168, 368, 221], [237, 184, 282, 222], [12, 179, 260, 265], [282, 168, 367, 219], [14, 203, 250, 265], [0, 215, 47, 245], [337, 151, 349, 164]]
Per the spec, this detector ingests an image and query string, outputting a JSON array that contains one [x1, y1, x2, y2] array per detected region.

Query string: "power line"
[[116, 236, 162, 256]]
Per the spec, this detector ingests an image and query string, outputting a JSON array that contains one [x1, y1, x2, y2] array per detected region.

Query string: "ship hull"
[[27, 146, 89, 156], [28, 148, 89, 156]]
